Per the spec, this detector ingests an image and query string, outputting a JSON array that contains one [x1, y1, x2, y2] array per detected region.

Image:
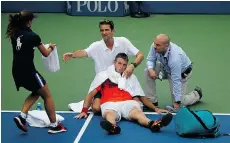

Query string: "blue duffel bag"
[[175, 107, 220, 138]]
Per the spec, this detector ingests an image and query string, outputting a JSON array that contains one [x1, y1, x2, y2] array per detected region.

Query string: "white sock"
[[20, 112, 27, 119], [50, 122, 58, 127]]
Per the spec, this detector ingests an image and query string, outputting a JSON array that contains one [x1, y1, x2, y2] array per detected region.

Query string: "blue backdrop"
[[2, 1, 230, 16]]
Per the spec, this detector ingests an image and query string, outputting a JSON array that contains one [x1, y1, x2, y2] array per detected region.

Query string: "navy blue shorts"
[[13, 71, 46, 93]]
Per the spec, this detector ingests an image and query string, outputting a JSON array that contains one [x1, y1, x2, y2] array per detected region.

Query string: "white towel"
[[26, 110, 64, 128], [88, 65, 145, 97], [68, 100, 92, 112], [107, 65, 127, 90], [118, 77, 127, 89], [42, 44, 60, 72]]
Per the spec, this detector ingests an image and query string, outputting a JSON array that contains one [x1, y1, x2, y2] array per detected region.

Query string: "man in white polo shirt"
[[63, 19, 145, 113]]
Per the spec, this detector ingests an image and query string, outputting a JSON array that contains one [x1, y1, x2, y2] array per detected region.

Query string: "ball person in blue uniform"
[[6, 10, 67, 134]]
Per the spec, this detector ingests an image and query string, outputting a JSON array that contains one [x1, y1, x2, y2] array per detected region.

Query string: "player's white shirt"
[[85, 37, 139, 74]]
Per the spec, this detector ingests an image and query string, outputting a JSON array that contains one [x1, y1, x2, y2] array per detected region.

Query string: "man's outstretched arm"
[[63, 50, 88, 62]]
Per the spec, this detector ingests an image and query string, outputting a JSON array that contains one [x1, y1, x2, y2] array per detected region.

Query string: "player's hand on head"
[[63, 52, 73, 62], [74, 112, 88, 119], [123, 64, 134, 78]]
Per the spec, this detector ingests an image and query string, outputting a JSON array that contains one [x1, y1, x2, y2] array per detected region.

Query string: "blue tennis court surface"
[[1, 111, 230, 143]]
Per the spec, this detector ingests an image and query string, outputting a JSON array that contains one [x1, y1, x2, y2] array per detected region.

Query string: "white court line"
[[1, 110, 75, 113], [144, 112, 230, 116], [74, 113, 94, 143], [1, 110, 230, 115]]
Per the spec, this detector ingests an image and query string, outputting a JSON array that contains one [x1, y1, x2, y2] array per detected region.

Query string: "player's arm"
[[138, 96, 158, 111], [132, 51, 144, 67], [38, 43, 56, 57], [74, 89, 98, 119], [123, 37, 144, 77], [63, 42, 97, 62], [72, 50, 88, 58], [33, 34, 55, 57], [127, 51, 144, 73], [146, 45, 158, 79], [137, 96, 168, 113], [123, 37, 144, 67], [169, 59, 182, 109], [63, 50, 88, 62], [82, 89, 98, 110]]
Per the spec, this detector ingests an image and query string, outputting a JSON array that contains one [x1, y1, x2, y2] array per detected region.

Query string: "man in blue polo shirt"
[[144, 34, 203, 112]]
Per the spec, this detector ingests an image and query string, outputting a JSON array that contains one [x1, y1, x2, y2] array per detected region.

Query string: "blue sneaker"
[[14, 115, 28, 132]]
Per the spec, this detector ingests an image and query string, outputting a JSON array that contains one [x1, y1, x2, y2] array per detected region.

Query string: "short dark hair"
[[99, 19, 114, 30], [115, 53, 129, 62]]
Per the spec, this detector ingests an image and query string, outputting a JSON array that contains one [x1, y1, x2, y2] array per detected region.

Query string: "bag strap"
[[222, 133, 230, 136], [178, 132, 218, 138], [187, 108, 217, 132]]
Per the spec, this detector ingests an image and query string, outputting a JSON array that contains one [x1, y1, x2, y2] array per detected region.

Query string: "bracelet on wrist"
[[131, 62, 138, 68], [81, 107, 88, 114]]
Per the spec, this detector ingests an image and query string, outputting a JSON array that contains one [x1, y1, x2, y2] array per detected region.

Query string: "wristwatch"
[[131, 62, 138, 68]]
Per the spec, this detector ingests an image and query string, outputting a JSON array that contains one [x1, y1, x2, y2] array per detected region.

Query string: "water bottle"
[[36, 103, 42, 110]]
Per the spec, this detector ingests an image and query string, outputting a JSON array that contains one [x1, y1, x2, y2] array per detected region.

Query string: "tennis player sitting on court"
[[62, 19, 145, 113], [75, 53, 173, 134]]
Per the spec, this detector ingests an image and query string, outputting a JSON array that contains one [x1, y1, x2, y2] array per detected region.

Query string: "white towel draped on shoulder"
[[88, 65, 145, 97], [42, 44, 60, 72]]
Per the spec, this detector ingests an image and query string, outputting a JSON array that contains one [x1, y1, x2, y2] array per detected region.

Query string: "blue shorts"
[[13, 71, 46, 93]]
